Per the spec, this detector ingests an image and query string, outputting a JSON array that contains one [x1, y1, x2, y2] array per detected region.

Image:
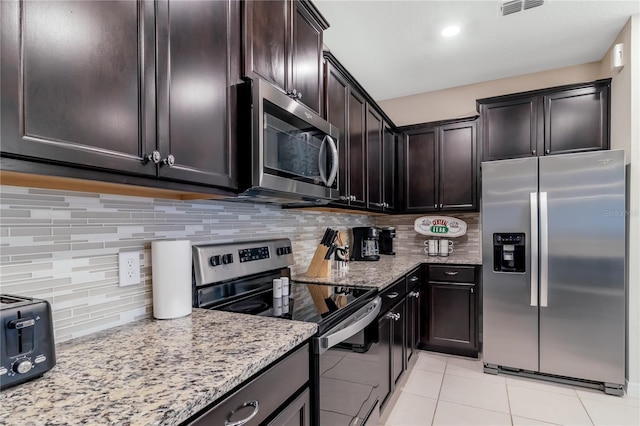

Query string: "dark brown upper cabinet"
[[478, 79, 610, 162], [1, 0, 238, 191], [1, 0, 157, 176], [243, 0, 328, 115], [382, 122, 397, 212], [156, 0, 239, 188], [323, 52, 395, 212], [400, 119, 477, 213], [324, 57, 366, 208], [366, 105, 384, 211]]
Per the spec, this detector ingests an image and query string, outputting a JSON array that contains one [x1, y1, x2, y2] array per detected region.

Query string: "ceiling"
[[314, 0, 640, 101]]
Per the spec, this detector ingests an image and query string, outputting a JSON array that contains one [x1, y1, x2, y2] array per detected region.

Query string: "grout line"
[[577, 394, 596, 426], [431, 358, 448, 426]]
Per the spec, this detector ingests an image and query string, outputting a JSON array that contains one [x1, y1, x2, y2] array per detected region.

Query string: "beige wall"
[[378, 62, 604, 126]]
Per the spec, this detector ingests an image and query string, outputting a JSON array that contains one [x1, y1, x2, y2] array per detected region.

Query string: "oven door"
[[314, 297, 381, 426]]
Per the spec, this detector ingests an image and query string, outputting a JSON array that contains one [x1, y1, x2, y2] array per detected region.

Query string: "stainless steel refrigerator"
[[481, 150, 626, 395]]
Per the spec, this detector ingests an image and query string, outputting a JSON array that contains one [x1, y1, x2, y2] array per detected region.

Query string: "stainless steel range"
[[192, 238, 382, 426]]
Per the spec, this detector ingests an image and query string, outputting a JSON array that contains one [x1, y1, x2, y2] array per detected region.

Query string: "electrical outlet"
[[118, 251, 141, 287]]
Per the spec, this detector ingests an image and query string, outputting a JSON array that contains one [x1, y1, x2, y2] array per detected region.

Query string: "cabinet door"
[[480, 96, 540, 161], [366, 105, 383, 211], [392, 302, 406, 384], [439, 121, 477, 211], [348, 90, 367, 208], [405, 288, 420, 364], [243, 0, 290, 91], [324, 61, 350, 204], [378, 317, 392, 410], [292, 2, 323, 114], [267, 388, 311, 426], [544, 84, 609, 155], [0, 0, 156, 175], [404, 128, 438, 212], [156, 0, 237, 188], [382, 123, 396, 212], [426, 283, 476, 352]]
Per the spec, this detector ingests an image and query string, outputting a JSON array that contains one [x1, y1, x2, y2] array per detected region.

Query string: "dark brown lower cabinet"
[[187, 344, 310, 425], [378, 316, 392, 409], [405, 283, 421, 364], [420, 265, 480, 358], [267, 388, 311, 426]]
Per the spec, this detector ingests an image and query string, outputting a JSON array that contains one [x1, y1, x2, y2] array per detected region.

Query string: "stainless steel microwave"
[[235, 78, 340, 205]]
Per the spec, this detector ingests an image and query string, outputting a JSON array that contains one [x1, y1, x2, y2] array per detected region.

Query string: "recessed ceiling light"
[[441, 26, 460, 37]]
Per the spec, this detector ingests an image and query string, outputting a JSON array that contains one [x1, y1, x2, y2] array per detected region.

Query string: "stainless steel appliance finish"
[[482, 150, 626, 394], [1, 294, 56, 389], [191, 239, 381, 426], [234, 78, 340, 205]]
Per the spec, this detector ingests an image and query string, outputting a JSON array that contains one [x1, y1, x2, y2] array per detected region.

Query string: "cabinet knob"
[[163, 154, 175, 167], [545, 149, 550, 154], [339, 195, 349, 201], [350, 195, 356, 201], [439, 204, 443, 209], [532, 150, 536, 155], [471, 288, 474, 294], [147, 150, 161, 164]]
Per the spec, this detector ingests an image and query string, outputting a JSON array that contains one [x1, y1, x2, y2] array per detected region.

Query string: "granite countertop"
[[0, 309, 317, 426], [293, 253, 482, 289]]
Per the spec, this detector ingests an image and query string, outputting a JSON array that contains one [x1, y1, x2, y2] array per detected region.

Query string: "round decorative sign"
[[414, 216, 468, 237]]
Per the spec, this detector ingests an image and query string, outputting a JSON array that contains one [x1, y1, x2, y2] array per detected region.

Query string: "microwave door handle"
[[318, 136, 329, 186], [325, 135, 339, 187]]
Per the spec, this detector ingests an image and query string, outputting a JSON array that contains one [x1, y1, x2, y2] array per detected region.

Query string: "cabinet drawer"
[[188, 344, 309, 426], [406, 267, 421, 291], [380, 277, 406, 314], [428, 265, 475, 283]]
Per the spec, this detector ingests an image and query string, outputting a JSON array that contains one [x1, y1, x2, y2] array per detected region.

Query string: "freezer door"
[[538, 150, 625, 384], [482, 157, 539, 371]]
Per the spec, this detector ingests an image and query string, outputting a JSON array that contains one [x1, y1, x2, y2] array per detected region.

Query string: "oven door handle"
[[316, 297, 381, 355]]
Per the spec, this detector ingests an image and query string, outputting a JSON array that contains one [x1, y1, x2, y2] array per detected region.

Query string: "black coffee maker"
[[379, 227, 396, 255], [351, 227, 380, 261]]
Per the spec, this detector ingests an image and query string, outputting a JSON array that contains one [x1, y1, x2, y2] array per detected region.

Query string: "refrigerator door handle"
[[540, 191, 549, 308], [530, 192, 539, 307]]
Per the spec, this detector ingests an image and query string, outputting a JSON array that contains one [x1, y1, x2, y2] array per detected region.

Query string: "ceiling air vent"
[[499, 0, 545, 16]]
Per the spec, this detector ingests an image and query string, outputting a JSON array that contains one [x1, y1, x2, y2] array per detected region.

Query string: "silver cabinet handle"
[[385, 311, 396, 320], [440, 203, 443, 209], [409, 291, 419, 298], [163, 154, 175, 167], [471, 288, 474, 294], [372, 202, 384, 207], [540, 191, 549, 308], [339, 195, 349, 201], [351, 195, 356, 201], [434, 204, 438, 209], [444, 271, 458, 276], [147, 150, 161, 164], [409, 276, 419, 283], [225, 400, 259, 426], [386, 292, 399, 299], [532, 150, 537, 155], [393, 312, 400, 321], [530, 192, 539, 307], [545, 149, 550, 154]]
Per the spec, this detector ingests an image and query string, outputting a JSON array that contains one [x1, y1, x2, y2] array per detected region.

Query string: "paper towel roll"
[[151, 240, 192, 319]]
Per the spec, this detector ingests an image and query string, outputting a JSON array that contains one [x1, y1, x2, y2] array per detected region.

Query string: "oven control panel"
[[193, 238, 294, 287], [239, 247, 270, 263]]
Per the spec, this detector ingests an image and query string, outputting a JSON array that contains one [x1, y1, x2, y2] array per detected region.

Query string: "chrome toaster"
[[1, 294, 56, 389]]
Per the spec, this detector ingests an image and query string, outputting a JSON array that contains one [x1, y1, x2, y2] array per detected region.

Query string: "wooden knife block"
[[305, 244, 331, 278]]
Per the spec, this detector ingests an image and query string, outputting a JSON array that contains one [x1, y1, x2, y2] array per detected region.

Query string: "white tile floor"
[[382, 351, 640, 426]]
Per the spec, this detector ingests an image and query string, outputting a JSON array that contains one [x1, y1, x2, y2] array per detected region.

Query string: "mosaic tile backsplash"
[[375, 212, 481, 258], [0, 185, 373, 342]]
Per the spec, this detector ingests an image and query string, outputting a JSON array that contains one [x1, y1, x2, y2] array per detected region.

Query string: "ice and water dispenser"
[[493, 233, 525, 273]]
